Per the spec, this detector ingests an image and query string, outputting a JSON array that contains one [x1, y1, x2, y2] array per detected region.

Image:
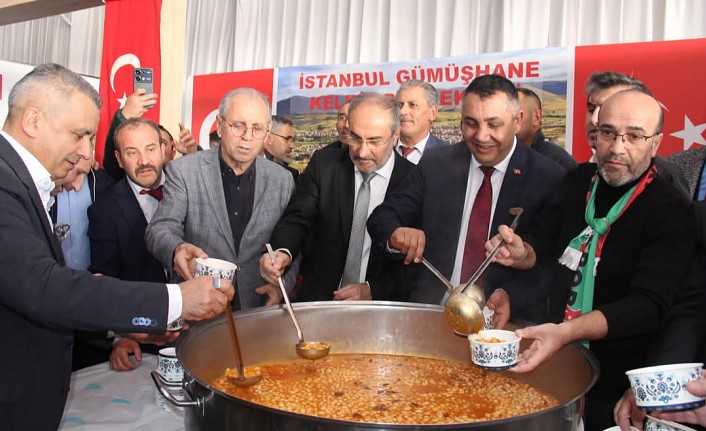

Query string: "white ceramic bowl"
[[468, 329, 520, 370], [644, 414, 697, 431], [602, 426, 639, 431], [626, 363, 704, 411]]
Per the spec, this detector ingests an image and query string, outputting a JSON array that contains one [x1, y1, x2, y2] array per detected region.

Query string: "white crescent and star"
[[670, 115, 706, 151], [110, 53, 141, 108]]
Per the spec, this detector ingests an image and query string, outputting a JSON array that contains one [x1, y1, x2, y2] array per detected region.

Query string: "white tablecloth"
[[60, 354, 185, 430]]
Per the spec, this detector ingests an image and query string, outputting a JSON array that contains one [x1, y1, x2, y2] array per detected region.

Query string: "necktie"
[[341, 172, 376, 286], [140, 185, 164, 201], [399, 146, 415, 159], [460, 166, 494, 284]]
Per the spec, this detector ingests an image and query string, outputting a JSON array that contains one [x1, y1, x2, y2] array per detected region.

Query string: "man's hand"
[[110, 338, 142, 371], [656, 376, 706, 425], [173, 243, 208, 280], [179, 276, 234, 320], [174, 123, 199, 155], [259, 250, 292, 285], [487, 225, 535, 270], [510, 323, 568, 373], [388, 227, 425, 264], [255, 284, 284, 306], [486, 289, 511, 328], [333, 283, 372, 300], [121, 89, 158, 118], [613, 388, 646, 430]]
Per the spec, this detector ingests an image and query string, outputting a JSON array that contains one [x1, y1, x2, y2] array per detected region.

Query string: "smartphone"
[[133, 67, 154, 108]]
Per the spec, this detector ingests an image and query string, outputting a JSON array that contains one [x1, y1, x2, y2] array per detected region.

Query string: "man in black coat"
[[260, 92, 414, 302]]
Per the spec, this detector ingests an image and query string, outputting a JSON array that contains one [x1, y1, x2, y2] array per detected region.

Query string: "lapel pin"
[[513, 168, 521, 175]]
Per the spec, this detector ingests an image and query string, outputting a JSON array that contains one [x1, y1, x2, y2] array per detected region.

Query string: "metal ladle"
[[223, 299, 263, 386], [444, 207, 524, 336], [265, 244, 331, 360]]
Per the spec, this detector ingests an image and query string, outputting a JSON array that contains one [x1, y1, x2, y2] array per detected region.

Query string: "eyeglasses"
[[595, 127, 659, 145], [270, 132, 296, 143], [347, 134, 392, 148], [220, 117, 268, 139]]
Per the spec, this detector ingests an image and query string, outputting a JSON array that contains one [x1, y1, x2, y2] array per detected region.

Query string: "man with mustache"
[[488, 89, 694, 430], [87, 117, 170, 371], [260, 92, 415, 302]]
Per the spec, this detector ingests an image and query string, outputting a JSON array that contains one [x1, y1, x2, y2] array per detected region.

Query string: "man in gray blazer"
[[146, 88, 296, 310]]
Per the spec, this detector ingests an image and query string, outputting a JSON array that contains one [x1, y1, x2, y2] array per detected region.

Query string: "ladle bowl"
[[443, 285, 486, 335], [265, 244, 330, 361], [225, 365, 263, 386]]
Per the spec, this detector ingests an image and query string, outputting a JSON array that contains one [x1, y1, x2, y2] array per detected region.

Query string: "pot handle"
[[151, 370, 201, 408]]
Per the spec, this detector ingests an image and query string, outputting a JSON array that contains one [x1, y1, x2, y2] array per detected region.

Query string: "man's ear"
[[21, 107, 42, 138], [114, 150, 125, 169]]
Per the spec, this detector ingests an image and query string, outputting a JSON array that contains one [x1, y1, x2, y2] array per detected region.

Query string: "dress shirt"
[[449, 139, 518, 288], [219, 156, 256, 255], [127, 176, 166, 223], [56, 177, 92, 270], [1, 131, 55, 226], [395, 133, 430, 165], [344, 152, 396, 285]]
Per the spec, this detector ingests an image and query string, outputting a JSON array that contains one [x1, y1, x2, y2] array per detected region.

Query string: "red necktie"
[[461, 166, 494, 284], [399, 146, 415, 158], [140, 185, 164, 201]]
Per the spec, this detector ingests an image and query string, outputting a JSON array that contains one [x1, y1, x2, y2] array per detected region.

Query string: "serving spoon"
[[265, 244, 331, 360], [223, 299, 263, 386], [444, 207, 524, 336]]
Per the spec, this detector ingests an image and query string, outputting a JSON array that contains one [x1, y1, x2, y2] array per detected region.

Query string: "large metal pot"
[[156, 301, 598, 430]]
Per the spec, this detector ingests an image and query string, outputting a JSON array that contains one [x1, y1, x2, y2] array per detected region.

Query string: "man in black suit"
[[0, 63, 233, 430], [88, 118, 170, 371], [367, 75, 566, 324], [394, 79, 448, 164], [260, 92, 415, 301], [263, 115, 300, 180]]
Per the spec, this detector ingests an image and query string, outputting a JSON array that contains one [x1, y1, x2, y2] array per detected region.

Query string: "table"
[[59, 354, 185, 430]]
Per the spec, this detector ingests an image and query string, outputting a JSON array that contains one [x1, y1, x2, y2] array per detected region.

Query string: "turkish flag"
[[573, 38, 706, 162], [96, 0, 162, 166]]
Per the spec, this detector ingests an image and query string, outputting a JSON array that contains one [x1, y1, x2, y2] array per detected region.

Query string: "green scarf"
[[559, 166, 656, 336]]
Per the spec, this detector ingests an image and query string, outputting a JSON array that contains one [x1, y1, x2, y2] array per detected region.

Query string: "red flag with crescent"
[[96, 0, 162, 166]]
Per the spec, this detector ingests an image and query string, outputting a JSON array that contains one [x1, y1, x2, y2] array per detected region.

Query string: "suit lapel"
[[493, 143, 530, 233], [201, 148, 237, 257], [337, 153, 356, 247], [114, 179, 148, 228], [0, 135, 64, 263]]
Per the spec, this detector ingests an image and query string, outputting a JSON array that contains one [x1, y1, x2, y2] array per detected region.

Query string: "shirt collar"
[[353, 150, 395, 181], [126, 172, 165, 196], [396, 132, 431, 154], [470, 137, 517, 174], [1, 130, 55, 211]]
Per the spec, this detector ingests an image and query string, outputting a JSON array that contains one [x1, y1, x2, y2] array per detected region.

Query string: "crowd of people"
[[1, 62, 705, 431]]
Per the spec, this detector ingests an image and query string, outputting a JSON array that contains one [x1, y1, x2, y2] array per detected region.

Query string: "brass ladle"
[[215, 269, 261, 386], [444, 207, 524, 336], [265, 244, 331, 360]]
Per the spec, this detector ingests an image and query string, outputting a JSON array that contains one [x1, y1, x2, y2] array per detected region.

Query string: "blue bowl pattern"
[[632, 366, 702, 411], [471, 342, 519, 370]]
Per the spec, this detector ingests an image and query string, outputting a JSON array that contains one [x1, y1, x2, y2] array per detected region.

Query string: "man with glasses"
[[367, 74, 566, 324], [259, 92, 414, 302], [263, 115, 299, 180], [487, 89, 694, 431], [146, 87, 297, 310]]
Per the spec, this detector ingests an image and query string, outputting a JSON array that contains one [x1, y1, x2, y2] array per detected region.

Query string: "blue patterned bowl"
[[626, 363, 704, 412], [468, 329, 521, 370]]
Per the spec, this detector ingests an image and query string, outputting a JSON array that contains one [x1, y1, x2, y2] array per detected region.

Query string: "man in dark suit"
[[0, 63, 233, 430], [367, 75, 566, 324], [260, 92, 415, 302], [263, 115, 300, 181], [88, 118, 170, 371], [394, 79, 448, 164]]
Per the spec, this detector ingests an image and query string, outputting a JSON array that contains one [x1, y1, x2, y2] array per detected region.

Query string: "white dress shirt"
[[395, 133, 431, 165], [344, 152, 396, 286], [448, 139, 518, 291], [126, 175, 166, 223]]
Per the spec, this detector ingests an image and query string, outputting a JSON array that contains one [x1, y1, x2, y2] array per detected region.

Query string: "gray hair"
[[584, 71, 652, 97], [7, 63, 102, 122], [218, 87, 272, 121], [396, 79, 440, 108], [349, 92, 400, 134], [270, 115, 293, 133]]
